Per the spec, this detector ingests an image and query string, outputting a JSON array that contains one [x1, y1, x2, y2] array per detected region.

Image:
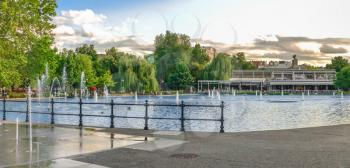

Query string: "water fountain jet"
[[302, 92, 305, 101], [27, 87, 33, 153], [176, 91, 179, 104], [104, 85, 109, 101], [94, 90, 98, 102], [341, 91, 344, 99], [135, 91, 138, 101]]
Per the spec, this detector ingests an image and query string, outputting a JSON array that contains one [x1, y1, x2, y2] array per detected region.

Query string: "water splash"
[[94, 90, 98, 102], [135, 91, 138, 101], [104, 84, 109, 101], [36, 77, 41, 102], [176, 91, 179, 104], [62, 65, 67, 92], [80, 72, 85, 99], [259, 91, 262, 100], [302, 92, 305, 101], [27, 87, 33, 153], [217, 90, 221, 100], [341, 91, 344, 99]]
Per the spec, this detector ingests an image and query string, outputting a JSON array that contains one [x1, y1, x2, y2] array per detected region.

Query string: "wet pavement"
[[72, 125, 350, 168], [0, 122, 154, 167]]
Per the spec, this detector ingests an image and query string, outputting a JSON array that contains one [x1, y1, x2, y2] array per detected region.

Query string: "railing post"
[[25, 97, 29, 122], [180, 101, 185, 131], [50, 98, 55, 125], [79, 98, 83, 127], [110, 99, 115, 128], [220, 101, 225, 133], [2, 92, 6, 121], [144, 100, 149, 130]]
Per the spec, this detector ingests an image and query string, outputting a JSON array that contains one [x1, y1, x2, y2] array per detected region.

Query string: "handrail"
[[0, 97, 225, 133]]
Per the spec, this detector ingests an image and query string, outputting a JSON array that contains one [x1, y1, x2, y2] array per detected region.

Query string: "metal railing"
[[0, 97, 225, 133]]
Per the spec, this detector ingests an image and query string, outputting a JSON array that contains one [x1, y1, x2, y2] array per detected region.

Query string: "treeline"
[[154, 31, 255, 90], [0, 0, 256, 93]]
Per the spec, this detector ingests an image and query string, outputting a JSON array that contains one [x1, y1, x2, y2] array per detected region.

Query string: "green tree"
[[335, 66, 350, 90], [154, 31, 192, 84], [0, 0, 57, 88], [202, 53, 232, 80], [190, 43, 210, 79], [167, 64, 194, 90], [100, 47, 158, 93], [76, 44, 98, 61], [26, 36, 60, 84], [96, 71, 114, 89], [66, 53, 97, 88], [232, 52, 255, 70], [326, 56, 349, 72]]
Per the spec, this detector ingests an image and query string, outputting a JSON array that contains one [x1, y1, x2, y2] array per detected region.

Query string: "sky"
[[53, 0, 350, 66]]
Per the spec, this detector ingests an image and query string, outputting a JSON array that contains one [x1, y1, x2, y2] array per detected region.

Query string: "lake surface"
[[1, 94, 350, 132]]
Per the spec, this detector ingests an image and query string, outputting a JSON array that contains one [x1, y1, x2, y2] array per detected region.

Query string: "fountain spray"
[[341, 91, 344, 99], [302, 92, 305, 101], [16, 117, 19, 144], [176, 91, 179, 104], [94, 90, 98, 102], [259, 91, 262, 100], [135, 91, 138, 101], [28, 87, 33, 152]]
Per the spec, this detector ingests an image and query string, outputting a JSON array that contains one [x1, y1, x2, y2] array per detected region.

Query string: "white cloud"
[[53, 9, 151, 56], [52, 8, 350, 65], [55, 9, 107, 25], [53, 25, 75, 36]]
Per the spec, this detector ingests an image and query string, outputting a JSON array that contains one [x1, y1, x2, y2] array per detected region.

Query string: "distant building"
[[252, 55, 300, 69], [197, 55, 337, 92]]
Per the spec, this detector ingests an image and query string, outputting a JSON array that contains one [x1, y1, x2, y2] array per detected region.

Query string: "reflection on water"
[[1, 95, 350, 132], [0, 123, 150, 167]]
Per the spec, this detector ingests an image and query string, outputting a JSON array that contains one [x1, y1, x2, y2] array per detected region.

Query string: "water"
[[134, 91, 138, 101], [176, 91, 179, 104], [0, 123, 151, 167], [94, 90, 98, 102], [62, 65, 67, 92], [80, 72, 86, 99], [302, 92, 305, 101], [1, 95, 350, 133], [104, 85, 109, 101]]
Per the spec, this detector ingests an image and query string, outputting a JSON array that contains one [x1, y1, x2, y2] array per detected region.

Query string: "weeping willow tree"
[[154, 31, 192, 84], [202, 53, 232, 80], [100, 47, 159, 93]]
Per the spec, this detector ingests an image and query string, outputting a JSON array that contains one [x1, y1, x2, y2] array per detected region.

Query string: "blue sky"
[[53, 0, 350, 65]]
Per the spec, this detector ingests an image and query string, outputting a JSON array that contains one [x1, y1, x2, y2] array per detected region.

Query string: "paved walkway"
[[67, 125, 350, 168]]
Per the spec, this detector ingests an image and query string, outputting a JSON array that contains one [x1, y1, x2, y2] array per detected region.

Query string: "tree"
[[326, 56, 349, 72], [0, 0, 57, 88], [96, 71, 114, 89], [26, 36, 60, 84], [154, 31, 192, 83], [335, 66, 350, 90], [190, 43, 210, 79], [202, 53, 232, 80], [100, 47, 159, 93], [76, 44, 98, 61], [167, 64, 194, 90], [66, 53, 97, 89], [232, 52, 255, 70]]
